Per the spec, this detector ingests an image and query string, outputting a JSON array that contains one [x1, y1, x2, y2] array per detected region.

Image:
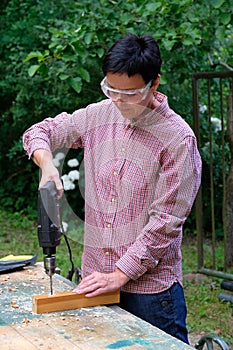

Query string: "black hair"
[[102, 33, 162, 84]]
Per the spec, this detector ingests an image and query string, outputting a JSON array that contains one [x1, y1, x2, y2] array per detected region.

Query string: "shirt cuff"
[[23, 139, 51, 159], [115, 253, 149, 281]]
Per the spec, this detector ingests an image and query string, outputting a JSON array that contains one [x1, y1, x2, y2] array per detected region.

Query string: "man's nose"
[[114, 93, 127, 102]]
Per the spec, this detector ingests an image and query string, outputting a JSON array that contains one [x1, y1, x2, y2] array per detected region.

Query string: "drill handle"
[[37, 181, 62, 255]]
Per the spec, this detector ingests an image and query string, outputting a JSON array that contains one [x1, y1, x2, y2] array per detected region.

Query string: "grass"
[[0, 210, 83, 279], [0, 209, 232, 347], [182, 234, 233, 348]]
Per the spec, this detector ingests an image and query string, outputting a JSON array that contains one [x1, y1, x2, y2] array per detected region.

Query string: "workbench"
[[0, 263, 194, 350]]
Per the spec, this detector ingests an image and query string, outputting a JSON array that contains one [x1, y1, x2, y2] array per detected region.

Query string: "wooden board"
[[32, 290, 120, 314]]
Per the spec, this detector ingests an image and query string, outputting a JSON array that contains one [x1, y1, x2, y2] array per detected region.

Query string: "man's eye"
[[110, 91, 118, 96]]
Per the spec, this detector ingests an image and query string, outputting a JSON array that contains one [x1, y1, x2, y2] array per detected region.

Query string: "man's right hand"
[[32, 149, 64, 199]]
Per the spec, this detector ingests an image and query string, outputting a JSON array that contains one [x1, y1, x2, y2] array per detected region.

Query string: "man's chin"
[[118, 110, 135, 120], [114, 102, 148, 120]]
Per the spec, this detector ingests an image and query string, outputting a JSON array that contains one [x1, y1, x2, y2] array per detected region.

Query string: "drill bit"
[[44, 256, 56, 295], [50, 275, 53, 295]]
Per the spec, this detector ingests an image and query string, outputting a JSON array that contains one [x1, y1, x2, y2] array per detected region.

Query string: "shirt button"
[[111, 198, 115, 203], [105, 251, 110, 256], [107, 223, 111, 228], [137, 273, 142, 277], [121, 147, 125, 152], [113, 171, 118, 176]]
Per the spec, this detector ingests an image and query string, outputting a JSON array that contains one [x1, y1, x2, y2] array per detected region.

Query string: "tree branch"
[[208, 53, 233, 71]]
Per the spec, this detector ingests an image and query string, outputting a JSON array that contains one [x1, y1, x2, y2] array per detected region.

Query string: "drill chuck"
[[44, 255, 56, 277]]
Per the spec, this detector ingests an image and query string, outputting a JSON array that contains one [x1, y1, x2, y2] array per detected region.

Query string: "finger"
[[39, 176, 64, 199], [55, 181, 64, 199], [73, 283, 98, 294], [84, 288, 106, 298], [73, 276, 104, 294], [74, 277, 101, 291], [77, 274, 96, 287]]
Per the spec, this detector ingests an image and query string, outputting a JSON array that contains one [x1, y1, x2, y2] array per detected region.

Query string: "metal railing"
[[192, 70, 233, 280]]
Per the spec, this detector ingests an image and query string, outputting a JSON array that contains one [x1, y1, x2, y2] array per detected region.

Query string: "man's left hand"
[[72, 269, 130, 297]]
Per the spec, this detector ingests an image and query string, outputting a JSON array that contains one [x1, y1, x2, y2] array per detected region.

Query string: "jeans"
[[119, 283, 189, 345]]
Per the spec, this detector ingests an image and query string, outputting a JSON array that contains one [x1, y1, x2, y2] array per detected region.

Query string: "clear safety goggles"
[[100, 77, 152, 103]]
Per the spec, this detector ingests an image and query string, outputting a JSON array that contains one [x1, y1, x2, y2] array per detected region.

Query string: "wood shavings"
[[1, 275, 10, 284], [10, 301, 19, 308], [22, 317, 31, 325]]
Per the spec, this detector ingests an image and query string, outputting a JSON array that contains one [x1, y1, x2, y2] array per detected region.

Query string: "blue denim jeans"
[[119, 283, 189, 344]]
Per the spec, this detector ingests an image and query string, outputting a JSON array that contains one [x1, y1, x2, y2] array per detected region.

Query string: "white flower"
[[61, 174, 76, 190], [53, 158, 60, 167], [68, 170, 80, 182], [211, 117, 221, 131], [61, 174, 70, 182], [55, 152, 65, 160], [199, 104, 207, 113], [62, 221, 68, 232], [63, 180, 76, 191], [67, 158, 79, 167]]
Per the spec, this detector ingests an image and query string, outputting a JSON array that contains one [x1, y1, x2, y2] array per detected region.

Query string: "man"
[[23, 33, 202, 344]]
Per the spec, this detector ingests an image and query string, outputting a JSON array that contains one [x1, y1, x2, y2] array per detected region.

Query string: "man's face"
[[105, 73, 155, 120]]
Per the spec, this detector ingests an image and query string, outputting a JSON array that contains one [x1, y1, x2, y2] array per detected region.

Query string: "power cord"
[[60, 222, 75, 281]]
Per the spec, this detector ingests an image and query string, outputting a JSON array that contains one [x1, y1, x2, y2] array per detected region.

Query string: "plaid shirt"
[[23, 92, 201, 294]]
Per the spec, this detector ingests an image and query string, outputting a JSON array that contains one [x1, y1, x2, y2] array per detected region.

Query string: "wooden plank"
[[1, 321, 84, 350], [32, 290, 120, 314], [0, 325, 38, 350]]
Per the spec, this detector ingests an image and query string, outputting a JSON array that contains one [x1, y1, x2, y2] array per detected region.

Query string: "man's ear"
[[152, 74, 160, 92]]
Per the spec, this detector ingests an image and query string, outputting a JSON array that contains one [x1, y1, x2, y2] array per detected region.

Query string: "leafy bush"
[[0, 0, 233, 231]]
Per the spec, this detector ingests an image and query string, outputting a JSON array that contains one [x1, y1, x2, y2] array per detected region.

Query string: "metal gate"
[[192, 70, 233, 280]]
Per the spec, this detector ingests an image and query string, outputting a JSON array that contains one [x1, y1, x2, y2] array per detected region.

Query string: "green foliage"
[[0, 0, 233, 226]]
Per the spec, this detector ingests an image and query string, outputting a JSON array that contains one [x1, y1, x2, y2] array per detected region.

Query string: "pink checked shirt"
[[23, 92, 202, 294]]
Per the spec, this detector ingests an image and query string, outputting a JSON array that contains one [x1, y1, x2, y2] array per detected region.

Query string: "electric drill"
[[37, 181, 61, 295]]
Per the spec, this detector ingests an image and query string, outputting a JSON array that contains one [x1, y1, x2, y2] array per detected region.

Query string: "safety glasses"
[[100, 77, 152, 103]]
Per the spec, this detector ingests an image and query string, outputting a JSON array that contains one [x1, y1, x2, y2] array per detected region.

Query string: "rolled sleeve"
[[22, 111, 85, 157], [22, 132, 51, 159]]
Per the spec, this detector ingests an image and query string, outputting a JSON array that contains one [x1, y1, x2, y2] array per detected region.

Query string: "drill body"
[[37, 181, 61, 294]]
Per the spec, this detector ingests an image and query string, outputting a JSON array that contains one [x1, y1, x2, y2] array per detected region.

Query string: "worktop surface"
[[0, 263, 194, 349]]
